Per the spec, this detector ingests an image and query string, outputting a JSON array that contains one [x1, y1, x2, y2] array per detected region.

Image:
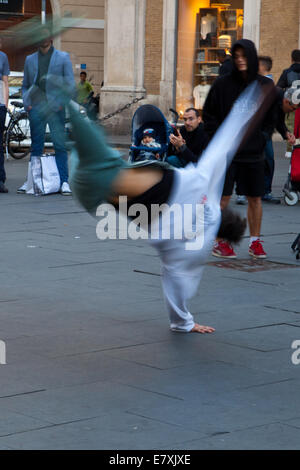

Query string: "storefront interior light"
[[210, 3, 232, 7]]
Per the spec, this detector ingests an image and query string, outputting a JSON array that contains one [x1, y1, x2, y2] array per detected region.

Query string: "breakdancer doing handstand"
[[67, 82, 272, 334]]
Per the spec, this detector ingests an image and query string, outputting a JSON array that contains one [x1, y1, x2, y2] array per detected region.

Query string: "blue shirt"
[[0, 51, 9, 106], [0, 51, 10, 80]]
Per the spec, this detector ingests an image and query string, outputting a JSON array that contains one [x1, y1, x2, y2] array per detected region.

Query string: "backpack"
[[287, 70, 300, 88]]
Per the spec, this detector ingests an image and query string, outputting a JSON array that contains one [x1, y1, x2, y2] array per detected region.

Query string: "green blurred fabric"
[[68, 102, 129, 214], [7, 16, 81, 48]]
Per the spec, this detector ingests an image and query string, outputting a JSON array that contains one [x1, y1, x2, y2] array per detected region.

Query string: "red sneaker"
[[212, 240, 237, 259], [249, 239, 266, 258]]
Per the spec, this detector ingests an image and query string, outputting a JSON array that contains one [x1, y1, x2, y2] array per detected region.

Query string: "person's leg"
[[247, 196, 263, 236], [244, 161, 264, 237], [47, 109, 69, 184], [111, 167, 164, 199], [0, 106, 7, 187], [243, 161, 266, 257], [213, 163, 236, 258], [263, 138, 275, 195], [220, 195, 231, 210], [29, 107, 47, 158]]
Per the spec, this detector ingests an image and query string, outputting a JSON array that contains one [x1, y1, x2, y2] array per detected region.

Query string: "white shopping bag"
[[29, 154, 61, 195], [26, 161, 34, 194]]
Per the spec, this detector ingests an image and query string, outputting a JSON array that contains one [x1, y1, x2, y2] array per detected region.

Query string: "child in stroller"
[[128, 104, 173, 164], [132, 128, 162, 162]]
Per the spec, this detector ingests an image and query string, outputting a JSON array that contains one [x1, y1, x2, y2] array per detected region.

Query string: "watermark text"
[[95, 197, 206, 251]]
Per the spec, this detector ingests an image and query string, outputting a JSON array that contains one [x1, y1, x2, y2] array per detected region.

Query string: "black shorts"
[[223, 161, 265, 197]]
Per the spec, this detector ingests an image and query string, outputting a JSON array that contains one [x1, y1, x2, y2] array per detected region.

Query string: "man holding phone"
[[166, 108, 208, 168]]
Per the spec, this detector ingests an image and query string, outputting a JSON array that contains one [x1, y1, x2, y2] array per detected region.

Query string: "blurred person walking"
[[18, 28, 76, 195]]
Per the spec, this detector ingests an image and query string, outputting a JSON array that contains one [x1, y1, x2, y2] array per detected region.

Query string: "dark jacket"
[[277, 63, 300, 90], [202, 39, 276, 163], [168, 122, 209, 164], [219, 57, 233, 76], [274, 88, 288, 139]]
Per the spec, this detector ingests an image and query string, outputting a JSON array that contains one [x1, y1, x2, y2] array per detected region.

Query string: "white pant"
[[149, 167, 220, 331]]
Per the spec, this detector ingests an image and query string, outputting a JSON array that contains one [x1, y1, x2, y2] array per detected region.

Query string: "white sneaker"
[[17, 181, 28, 194], [60, 182, 72, 196]]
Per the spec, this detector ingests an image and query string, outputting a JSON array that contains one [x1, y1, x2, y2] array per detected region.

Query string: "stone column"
[[100, 0, 146, 134], [159, 0, 177, 117], [243, 0, 262, 49]]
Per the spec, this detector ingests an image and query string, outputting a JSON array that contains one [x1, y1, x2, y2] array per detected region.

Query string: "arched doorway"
[[0, 0, 52, 71]]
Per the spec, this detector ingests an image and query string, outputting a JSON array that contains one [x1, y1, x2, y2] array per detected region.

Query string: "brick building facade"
[[259, 0, 300, 82], [144, 0, 163, 96]]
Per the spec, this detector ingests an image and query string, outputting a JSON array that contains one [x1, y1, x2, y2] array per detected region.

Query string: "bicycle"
[[5, 101, 31, 160]]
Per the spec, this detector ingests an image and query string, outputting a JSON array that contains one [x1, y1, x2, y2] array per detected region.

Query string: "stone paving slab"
[[214, 324, 300, 352], [0, 411, 204, 450], [190, 305, 300, 333], [124, 378, 300, 435], [169, 422, 300, 450], [0, 409, 51, 438], [0, 380, 185, 425]]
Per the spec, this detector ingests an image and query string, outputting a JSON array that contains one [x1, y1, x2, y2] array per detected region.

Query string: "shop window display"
[[176, 0, 244, 115]]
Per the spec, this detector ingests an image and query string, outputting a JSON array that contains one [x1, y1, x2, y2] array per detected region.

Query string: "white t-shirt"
[[201, 14, 217, 39], [193, 84, 211, 109]]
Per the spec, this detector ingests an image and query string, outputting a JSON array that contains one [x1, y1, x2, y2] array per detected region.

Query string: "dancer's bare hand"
[[190, 323, 215, 334]]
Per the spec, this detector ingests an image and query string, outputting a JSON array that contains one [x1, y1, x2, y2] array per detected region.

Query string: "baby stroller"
[[285, 147, 300, 258], [282, 149, 300, 205], [283, 108, 300, 206], [128, 104, 173, 163]]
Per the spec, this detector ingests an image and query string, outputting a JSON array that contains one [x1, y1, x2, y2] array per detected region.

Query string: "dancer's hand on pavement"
[[190, 323, 215, 334]]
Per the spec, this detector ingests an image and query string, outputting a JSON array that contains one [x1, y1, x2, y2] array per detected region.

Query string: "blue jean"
[[264, 138, 274, 194], [0, 106, 7, 183], [29, 106, 68, 183]]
